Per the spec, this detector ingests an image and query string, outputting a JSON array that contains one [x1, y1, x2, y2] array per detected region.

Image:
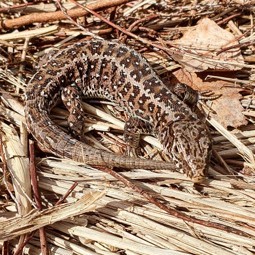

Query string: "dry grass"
[[0, 1, 255, 254]]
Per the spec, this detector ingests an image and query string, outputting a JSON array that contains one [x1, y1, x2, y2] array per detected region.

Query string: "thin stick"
[[0, 0, 131, 30], [55, 182, 79, 206], [13, 232, 36, 255], [96, 166, 252, 238], [29, 141, 49, 255]]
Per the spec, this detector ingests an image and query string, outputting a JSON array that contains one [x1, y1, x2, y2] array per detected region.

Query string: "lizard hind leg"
[[61, 85, 85, 138], [124, 116, 153, 157]]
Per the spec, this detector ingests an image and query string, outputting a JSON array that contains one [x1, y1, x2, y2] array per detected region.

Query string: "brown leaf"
[[172, 69, 247, 128], [172, 18, 244, 72]]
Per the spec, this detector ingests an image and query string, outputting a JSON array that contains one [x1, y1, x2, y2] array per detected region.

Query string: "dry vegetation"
[[1, 0, 255, 254]]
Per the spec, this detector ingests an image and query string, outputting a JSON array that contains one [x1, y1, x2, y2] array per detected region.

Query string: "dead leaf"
[[172, 18, 244, 72], [171, 69, 247, 128]]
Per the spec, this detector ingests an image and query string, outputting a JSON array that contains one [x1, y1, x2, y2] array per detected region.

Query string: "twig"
[[2, 239, 9, 255], [55, 182, 79, 206], [96, 166, 252, 237], [29, 141, 49, 255], [119, 14, 158, 42], [55, 0, 94, 36], [13, 232, 36, 255], [0, 0, 131, 30]]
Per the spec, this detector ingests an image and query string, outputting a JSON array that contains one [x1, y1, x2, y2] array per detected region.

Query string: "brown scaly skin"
[[25, 39, 212, 183]]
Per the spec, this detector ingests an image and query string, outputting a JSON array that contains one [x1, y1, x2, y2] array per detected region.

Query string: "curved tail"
[[25, 103, 174, 170]]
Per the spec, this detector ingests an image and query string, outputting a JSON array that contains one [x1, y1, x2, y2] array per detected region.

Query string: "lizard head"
[[162, 119, 212, 183]]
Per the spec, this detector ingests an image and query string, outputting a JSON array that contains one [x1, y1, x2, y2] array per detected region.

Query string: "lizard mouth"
[[191, 174, 206, 184]]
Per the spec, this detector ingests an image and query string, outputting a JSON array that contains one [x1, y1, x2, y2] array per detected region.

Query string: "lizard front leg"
[[124, 116, 153, 156]]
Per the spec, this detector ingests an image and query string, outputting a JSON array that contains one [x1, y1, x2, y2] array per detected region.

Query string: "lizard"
[[25, 38, 212, 183]]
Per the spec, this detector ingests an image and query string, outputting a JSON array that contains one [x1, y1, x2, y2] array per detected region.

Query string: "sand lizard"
[[25, 38, 212, 183]]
